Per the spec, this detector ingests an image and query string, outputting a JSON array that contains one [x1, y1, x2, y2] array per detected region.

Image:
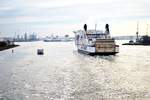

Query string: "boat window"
[[87, 34, 107, 39]]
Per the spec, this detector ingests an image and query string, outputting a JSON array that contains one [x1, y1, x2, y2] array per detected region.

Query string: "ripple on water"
[[0, 42, 150, 100]]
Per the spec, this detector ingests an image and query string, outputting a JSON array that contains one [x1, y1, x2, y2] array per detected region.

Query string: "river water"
[[0, 41, 150, 100]]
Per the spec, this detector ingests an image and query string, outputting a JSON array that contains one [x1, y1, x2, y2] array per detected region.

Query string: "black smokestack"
[[84, 24, 87, 33], [105, 24, 109, 34]]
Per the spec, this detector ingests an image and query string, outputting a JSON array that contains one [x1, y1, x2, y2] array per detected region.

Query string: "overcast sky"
[[0, 0, 150, 37]]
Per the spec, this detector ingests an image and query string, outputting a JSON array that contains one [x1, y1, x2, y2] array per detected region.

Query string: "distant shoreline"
[[0, 45, 19, 51]]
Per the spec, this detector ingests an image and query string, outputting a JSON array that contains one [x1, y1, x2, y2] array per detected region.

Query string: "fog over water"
[[0, 41, 150, 100]]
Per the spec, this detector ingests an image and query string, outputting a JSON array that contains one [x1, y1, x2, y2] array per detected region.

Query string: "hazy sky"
[[0, 0, 150, 37]]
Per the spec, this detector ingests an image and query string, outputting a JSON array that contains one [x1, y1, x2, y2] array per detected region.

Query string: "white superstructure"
[[74, 24, 119, 55]]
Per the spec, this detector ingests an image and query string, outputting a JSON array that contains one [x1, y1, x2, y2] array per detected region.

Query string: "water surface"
[[0, 41, 150, 100]]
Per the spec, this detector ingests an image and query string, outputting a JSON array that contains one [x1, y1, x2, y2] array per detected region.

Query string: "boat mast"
[[136, 21, 139, 42], [146, 24, 149, 35]]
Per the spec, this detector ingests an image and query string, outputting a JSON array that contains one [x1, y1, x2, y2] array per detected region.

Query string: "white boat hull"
[[77, 44, 119, 55]]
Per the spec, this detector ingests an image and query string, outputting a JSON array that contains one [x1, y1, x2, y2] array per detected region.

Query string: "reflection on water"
[[0, 41, 150, 100]]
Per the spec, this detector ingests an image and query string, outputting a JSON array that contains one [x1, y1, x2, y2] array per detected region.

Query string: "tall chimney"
[[105, 24, 109, 34], [84, 24, 87, 34]]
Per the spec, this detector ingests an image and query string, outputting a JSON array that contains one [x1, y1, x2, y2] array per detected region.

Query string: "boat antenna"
[[137, 21, 139, 33], [84, 24, 87, 34], [95, 23, 97, 33]]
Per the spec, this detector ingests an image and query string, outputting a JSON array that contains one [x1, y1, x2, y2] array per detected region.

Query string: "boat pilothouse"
[[74, 24, 119, 55]]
